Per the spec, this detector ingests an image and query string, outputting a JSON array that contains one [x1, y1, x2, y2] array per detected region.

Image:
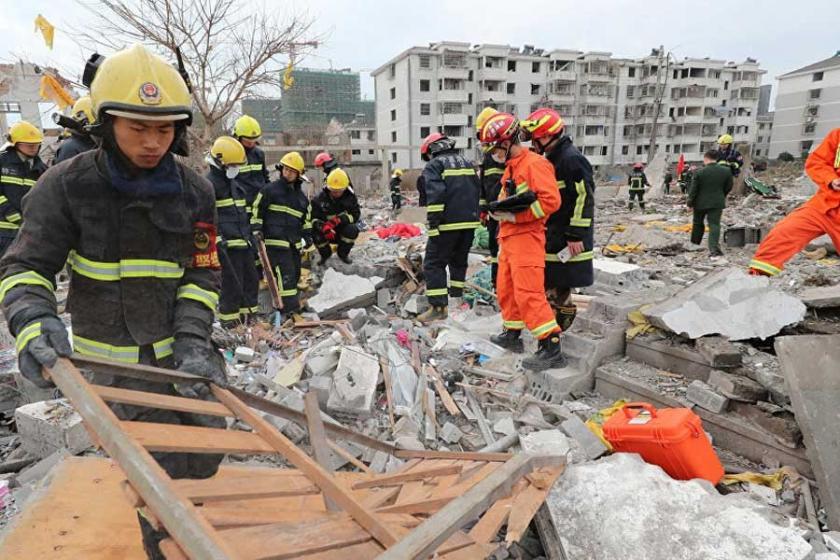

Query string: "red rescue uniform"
[[497, 149, 562, 339], [750, 128, 840, 275]]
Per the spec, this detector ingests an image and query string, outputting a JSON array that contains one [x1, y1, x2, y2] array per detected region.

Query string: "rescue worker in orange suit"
[[252, 151, 311, 314], [480, 113, 565, 371], [750, 128, 840, 276], [416, 133, 481, 323], [311, 168, 361, 264], [0, 44, 227, 557], [206, 136, 259, 327], [521, 108, 595, 331], [476, 107, 505, 287], [0, 121, 47, 257]]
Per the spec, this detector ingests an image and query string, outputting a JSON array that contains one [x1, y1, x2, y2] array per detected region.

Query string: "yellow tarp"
[[721, 467, 797, 490], [39, 75, 73, 109], [34, 14, 55, 49], [626, 307, 655, 339], [586, 399, 628, 452]]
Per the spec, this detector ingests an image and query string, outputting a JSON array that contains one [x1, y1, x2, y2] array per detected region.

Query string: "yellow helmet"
[[71, 96, 95, 124], [233, 115, 261, 139], [393, 168, 404, 177], [8, 121, 44, 144], [210, 136, 247, 166], [475, 107, 499, 132], [326, 168, 350, 191], [90, 44, 192, 123], [717, 134, 733, 145], [279, 151, 305, 173]]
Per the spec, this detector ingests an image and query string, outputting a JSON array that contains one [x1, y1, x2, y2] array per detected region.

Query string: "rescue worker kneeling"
[[0, 44, 226, 558], [417, 132, 481, 323], [252, 151, 311, 314], [480, 113, 566, 371], [206, 136, 259, 326], [312, 168, 361, 264]]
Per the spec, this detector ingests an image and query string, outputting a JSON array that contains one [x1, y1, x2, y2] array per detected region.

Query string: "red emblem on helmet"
[[138, 82, 161, 105]]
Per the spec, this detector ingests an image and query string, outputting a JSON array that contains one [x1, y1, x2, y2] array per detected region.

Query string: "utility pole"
[[647, 46, 672, 164]]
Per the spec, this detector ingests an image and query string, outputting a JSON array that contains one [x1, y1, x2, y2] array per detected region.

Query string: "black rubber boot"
[[522, 334, 567, 371], [490, 329, 524, 353]]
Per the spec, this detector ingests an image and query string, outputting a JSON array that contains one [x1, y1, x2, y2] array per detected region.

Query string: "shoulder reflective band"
[[15, 321, 42, 353], [835, 145, 840, 168], [530, 200, 545, 219], [570, 180, 591, 227], [442, 168, 476, 177], [427, 204, 445, 212], [216, 198, 235, 208], [484, 168, 504, 176], [439, 221, 481, 231], [531, 319, 559, 338], [0, 270, 55, 302], [73, 334, 175, 363], [176, 283, 219, 311], [749, 259, 781, 276], [67, 252, 184, 281], [268, 205, 304, 218]]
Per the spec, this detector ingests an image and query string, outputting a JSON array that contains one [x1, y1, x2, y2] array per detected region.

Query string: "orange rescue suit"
[[750, 128, 840, 275], [496, 149, 562, 339]]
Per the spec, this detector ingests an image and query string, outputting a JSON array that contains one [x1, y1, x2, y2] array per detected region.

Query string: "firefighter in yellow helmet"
[[716, 133, 744, 177], [475, 106, 504, 286], [390, 168, 403, 211], [0, 44, 226, 557], [54, 96, 98, 164], [232, 115, 269, 215], [251, 151, 311, 313], [311, 168, 361, 264], [206, 136, 260, 327], [0, 121, 47, 256]]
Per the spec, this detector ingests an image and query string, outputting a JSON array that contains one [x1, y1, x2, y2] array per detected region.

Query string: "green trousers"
[[691, 208, 723, 251]]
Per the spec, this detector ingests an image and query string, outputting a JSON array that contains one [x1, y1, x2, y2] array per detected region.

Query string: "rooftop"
[[780, 53, 840, 78]]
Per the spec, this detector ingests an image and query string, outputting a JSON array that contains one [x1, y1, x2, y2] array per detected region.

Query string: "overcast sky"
[[2, 0, 836, 104]]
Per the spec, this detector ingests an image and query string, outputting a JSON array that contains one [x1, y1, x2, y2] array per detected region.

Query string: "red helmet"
[[521, 108, 564, 141], [479, 113, 519, 146], [633, 162, 644, 170], [314, 152, 333, 168], [420, 132, 455, 161]]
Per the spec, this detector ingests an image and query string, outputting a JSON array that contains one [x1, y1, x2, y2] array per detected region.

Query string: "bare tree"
[[75, 0, 319, 148]]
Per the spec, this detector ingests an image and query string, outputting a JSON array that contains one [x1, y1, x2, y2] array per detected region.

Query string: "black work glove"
[[172, 335, 228, 399], [17, 316, 73, 388]]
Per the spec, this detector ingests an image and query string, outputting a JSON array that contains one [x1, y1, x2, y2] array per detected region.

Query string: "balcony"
[[441, 113, 468, 126], [478, 66, 507, 81], [439, 66, 469, 80], [548, 70, 577, 82], [439, 89, 469, 103], [478, 90, 507, 103]]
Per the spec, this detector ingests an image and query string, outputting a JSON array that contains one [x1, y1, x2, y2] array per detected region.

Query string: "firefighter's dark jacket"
[[0, 149, 221, 359], [311, 187, 360, 225], [0, 147, 47, 236], [206, 165, 252, 250], [54, 134, 97, 165], [716, 146, 744, 177], [544, 136, 596, 246], [251, 176, 312, 250], [238, 145, 270, 207], [389, 176, 401, 195], [628, 169, 650, 191], [479, 152, 505, 208], [421, 151, 481, 236]]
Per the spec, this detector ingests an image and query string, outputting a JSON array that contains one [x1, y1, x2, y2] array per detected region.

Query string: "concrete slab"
[[686, 380, 730, 413], [593, 259, 649, 291], [309, 268, 383, 317], [798, 285, 840, 309], [14, 399, 92, 458], [560, 415, 608, 460], [643, 268, 806, 341], [707, 370, 768, 403], [327, 346, 380, 418], [776, 334, 840, 530], [696, 336, 742, 368]]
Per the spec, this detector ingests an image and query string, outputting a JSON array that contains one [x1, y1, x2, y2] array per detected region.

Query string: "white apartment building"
[[373, 42, 764, 170], [769, 53, 840, 159]]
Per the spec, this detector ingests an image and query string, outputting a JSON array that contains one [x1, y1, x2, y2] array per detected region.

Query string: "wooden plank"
[[440, 543, 496, 559], [505, 466, 565, 543], [173, 475, 319, 502], [376, 454, 563, 560], [379, 359, 397, 431], [123, 421, 275, 454], [466, 388, 496, 446], [361, 486, 401, 509], [92, 384, 232, 417], [46, 359, 236, 560], [297, 540, 384, 560], [352, 464, 463, 490], [305, 391, 340, 512], [426, 365, 460, 416], [198, 507, 333, 528], [393, 450, 511, 462], [468, 496, 513, 544], [328, 439, 373, 474], [395, 480, 427, 507], [212, 386, 401, 548]]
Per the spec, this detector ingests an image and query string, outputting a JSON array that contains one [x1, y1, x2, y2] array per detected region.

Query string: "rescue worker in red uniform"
[[476, 107, 505, 287], [206, 136, 259, 326], [0, 121, 47, 257], [521, 108, 595, 331], [311, 168, 361, 264], [252, 151, 312, 313], [480, 113, 565, 371], [750, 128, 840, 276], [0, 44, 226, 558], [416, 133, 481, 322]]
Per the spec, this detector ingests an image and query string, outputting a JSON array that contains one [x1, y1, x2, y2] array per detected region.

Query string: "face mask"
[[491, 153, 506, 165], [225, 165, 240, 179]]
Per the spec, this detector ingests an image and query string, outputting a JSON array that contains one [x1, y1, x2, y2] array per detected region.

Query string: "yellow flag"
[[283, 60, 295, 91], [34, 14, 55, 50], [39, 75, 74, 109]]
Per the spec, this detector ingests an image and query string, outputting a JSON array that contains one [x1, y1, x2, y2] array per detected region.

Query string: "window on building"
[[628, 67, 636, 77], [390, 109, 396, 121], [801, 140, 813, 152], [390, 87, 396, 99], [419, 79, 430, 92], [468, 93, 473, 104], [468, 70, 474, 82], [636, 146, 643, 155], [350, 130, 361, 139], [755, 149, 761, 156], [507, 60, 517, 71], [710, 70, 721, 79], [367, 131, 375, 141], [419, 54, 431, 68], [420, 126, 430, 138], [391, 131, 397, 142], [804, 122, 817, 134], [0, 102, 22, 113], [743, 126, 749, 134], [757, 136, 764, 143], [506, 82, 516, 94], [583, 146, 595, 156], [389, 64, 396, 79], [806, 105, 819, 117], [532, 61, 541, 73], [626, 85, 635, 98], [601, 146, 608, 156], [723, 80, 729, 90], [352, 149, 361, 155], [420, 103, 430, 116], [442, 102, 462, 114], [530, 84, 540, 95], [391, 152, 397, 163], [622, 145, 629, 155], [727, 126, 735, 134], [810, 88, 822, 99], [813, 71, 824, 82]]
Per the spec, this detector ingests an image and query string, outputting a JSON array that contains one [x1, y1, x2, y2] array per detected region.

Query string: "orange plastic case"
[[602, 402, 724, 484]]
